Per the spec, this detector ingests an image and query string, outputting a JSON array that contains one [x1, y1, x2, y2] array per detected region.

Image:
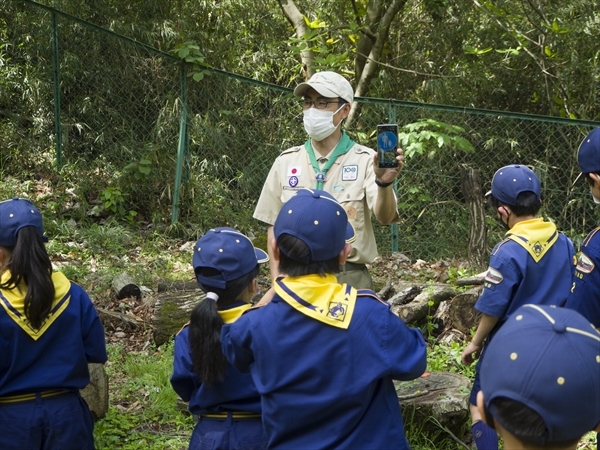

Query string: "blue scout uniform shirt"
[[0, 271, 107, 396], [221, 275, 427, 450], [565, 227, 600, 328], [170, 301, 262, 414], [475, 218, 575, 337]]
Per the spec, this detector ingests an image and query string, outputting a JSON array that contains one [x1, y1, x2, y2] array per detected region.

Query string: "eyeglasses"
[[302, 99, 343, 110]]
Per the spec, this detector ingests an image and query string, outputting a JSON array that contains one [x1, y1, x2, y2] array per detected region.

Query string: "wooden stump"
[[396, 371, 471, 443], [447, 287, 483, 334], [80, 363, 109, 421]]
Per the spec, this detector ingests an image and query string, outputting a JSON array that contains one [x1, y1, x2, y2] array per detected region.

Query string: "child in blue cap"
[[477, 304, 600, 449], [566, 127, 600, 329], [460, 165, 576, 450], [0, 198, 107, 450], [565, 127, 600, 450], [170, 227, 269, 450], [221, 188, 427, 449]]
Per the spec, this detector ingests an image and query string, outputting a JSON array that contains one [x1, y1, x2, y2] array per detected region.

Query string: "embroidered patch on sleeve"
[[575, 252, 595, 275], [484, 267, 503, 284]]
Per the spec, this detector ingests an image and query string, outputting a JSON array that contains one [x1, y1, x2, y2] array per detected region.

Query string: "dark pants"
[[190, 412, 266, 450], [0, 391, 94, 450]]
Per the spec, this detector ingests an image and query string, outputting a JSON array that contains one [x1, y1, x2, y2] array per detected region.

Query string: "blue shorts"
[[0, 391, 94, 450], [190, 413, 266, 450]]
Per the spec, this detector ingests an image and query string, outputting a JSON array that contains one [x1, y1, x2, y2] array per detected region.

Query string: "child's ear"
[[497, 205, 511, 218]]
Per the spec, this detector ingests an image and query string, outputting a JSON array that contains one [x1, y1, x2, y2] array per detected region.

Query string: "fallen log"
[[393, 285, 457, 324], [388, 285, 422, 306], [112, 273, 141, 299], [157, 279, 200, 293], [453, 271, 487, 286]]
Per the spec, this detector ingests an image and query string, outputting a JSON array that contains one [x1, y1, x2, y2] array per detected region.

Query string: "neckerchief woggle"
[[274, 274, 357, 329], [0, 271, 71, 340], [305, 131, 355, 190], [504, 218, 559, 263]]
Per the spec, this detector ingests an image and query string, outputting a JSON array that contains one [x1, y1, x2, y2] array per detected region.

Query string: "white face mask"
[[303, 105, 344, 141]]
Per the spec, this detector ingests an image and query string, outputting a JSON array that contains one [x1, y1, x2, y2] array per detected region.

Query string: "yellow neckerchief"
[[274, 274, 357, 329], [218, 302, 252, 324], [0, 271, 71, 340], [504, 218, 559, 262]]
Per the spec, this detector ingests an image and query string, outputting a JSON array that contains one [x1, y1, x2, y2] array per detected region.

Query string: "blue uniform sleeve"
[[221, 321, 255, 374], [78, 285, 108, 364], [565, 230, 600, 328], [475, 245, 520, 318], [170, 330, 197, 402], [385, 310, 427, 380]]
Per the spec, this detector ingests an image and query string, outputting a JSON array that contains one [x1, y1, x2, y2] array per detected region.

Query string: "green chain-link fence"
[[5, 1, 600, 262]]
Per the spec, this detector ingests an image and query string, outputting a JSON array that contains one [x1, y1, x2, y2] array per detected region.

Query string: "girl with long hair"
[[170, 227, 268, 450], [0, 198, 107, 449]]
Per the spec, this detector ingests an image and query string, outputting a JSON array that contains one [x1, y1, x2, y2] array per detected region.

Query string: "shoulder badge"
[[484, 267, 504, 285], [575, 252, 595, 275]]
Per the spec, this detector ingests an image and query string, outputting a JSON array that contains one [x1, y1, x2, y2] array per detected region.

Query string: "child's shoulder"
[[356, 289, 389, 307]]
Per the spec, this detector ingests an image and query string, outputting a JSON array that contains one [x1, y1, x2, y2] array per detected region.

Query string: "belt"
[[194, 411, 261, 422], [341, 262, 366, 271], [0, 390, 70, 404]]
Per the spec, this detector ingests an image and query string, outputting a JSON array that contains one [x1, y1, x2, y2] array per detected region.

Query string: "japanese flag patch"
[[287, 166, 302, 177]]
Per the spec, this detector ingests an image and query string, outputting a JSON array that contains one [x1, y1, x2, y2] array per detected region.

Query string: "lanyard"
[[305, 131, 355, 190]]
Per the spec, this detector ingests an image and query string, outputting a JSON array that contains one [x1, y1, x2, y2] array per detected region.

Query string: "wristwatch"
[[375, 178, 394, 188]]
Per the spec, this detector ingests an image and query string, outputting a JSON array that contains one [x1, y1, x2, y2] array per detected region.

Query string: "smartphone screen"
[[377, 124, 399, 168]]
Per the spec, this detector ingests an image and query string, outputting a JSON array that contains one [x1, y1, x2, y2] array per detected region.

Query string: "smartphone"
[[377, 124, 399, 168]]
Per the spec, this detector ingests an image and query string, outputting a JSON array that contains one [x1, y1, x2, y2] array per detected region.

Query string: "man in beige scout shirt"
[[254, 71, 403, 289]]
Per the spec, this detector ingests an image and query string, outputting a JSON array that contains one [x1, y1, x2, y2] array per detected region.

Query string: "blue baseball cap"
[[481, 304, 600, 444], [193, 227, 269, 289], [0, 198, 48, 247], [573, 127, 600, 184], [487, 164, 541, 205], [274, 188, 355, 263]]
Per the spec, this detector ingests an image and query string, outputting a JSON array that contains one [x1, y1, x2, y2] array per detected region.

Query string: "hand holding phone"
[[377, 124, 399, 168]]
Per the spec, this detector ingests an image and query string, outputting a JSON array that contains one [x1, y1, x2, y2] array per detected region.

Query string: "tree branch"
[[277, 0, 314, 79]]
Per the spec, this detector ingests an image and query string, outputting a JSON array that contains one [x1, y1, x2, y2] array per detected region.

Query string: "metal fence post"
[[171, 62, 188, 224], [389, 103, 399, 253]]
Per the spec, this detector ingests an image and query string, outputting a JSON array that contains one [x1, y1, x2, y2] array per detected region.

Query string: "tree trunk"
[[278, 0, 314, 79], [348, 0, 408, 127], [461, 167, 487, 270]]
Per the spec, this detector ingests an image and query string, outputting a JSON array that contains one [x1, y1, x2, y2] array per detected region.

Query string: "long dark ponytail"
[[188, 266, 258, 386], [0, 227, 54, 329]]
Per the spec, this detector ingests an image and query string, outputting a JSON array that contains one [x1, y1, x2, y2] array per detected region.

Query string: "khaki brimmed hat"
[[293, 72, 354, 103]]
